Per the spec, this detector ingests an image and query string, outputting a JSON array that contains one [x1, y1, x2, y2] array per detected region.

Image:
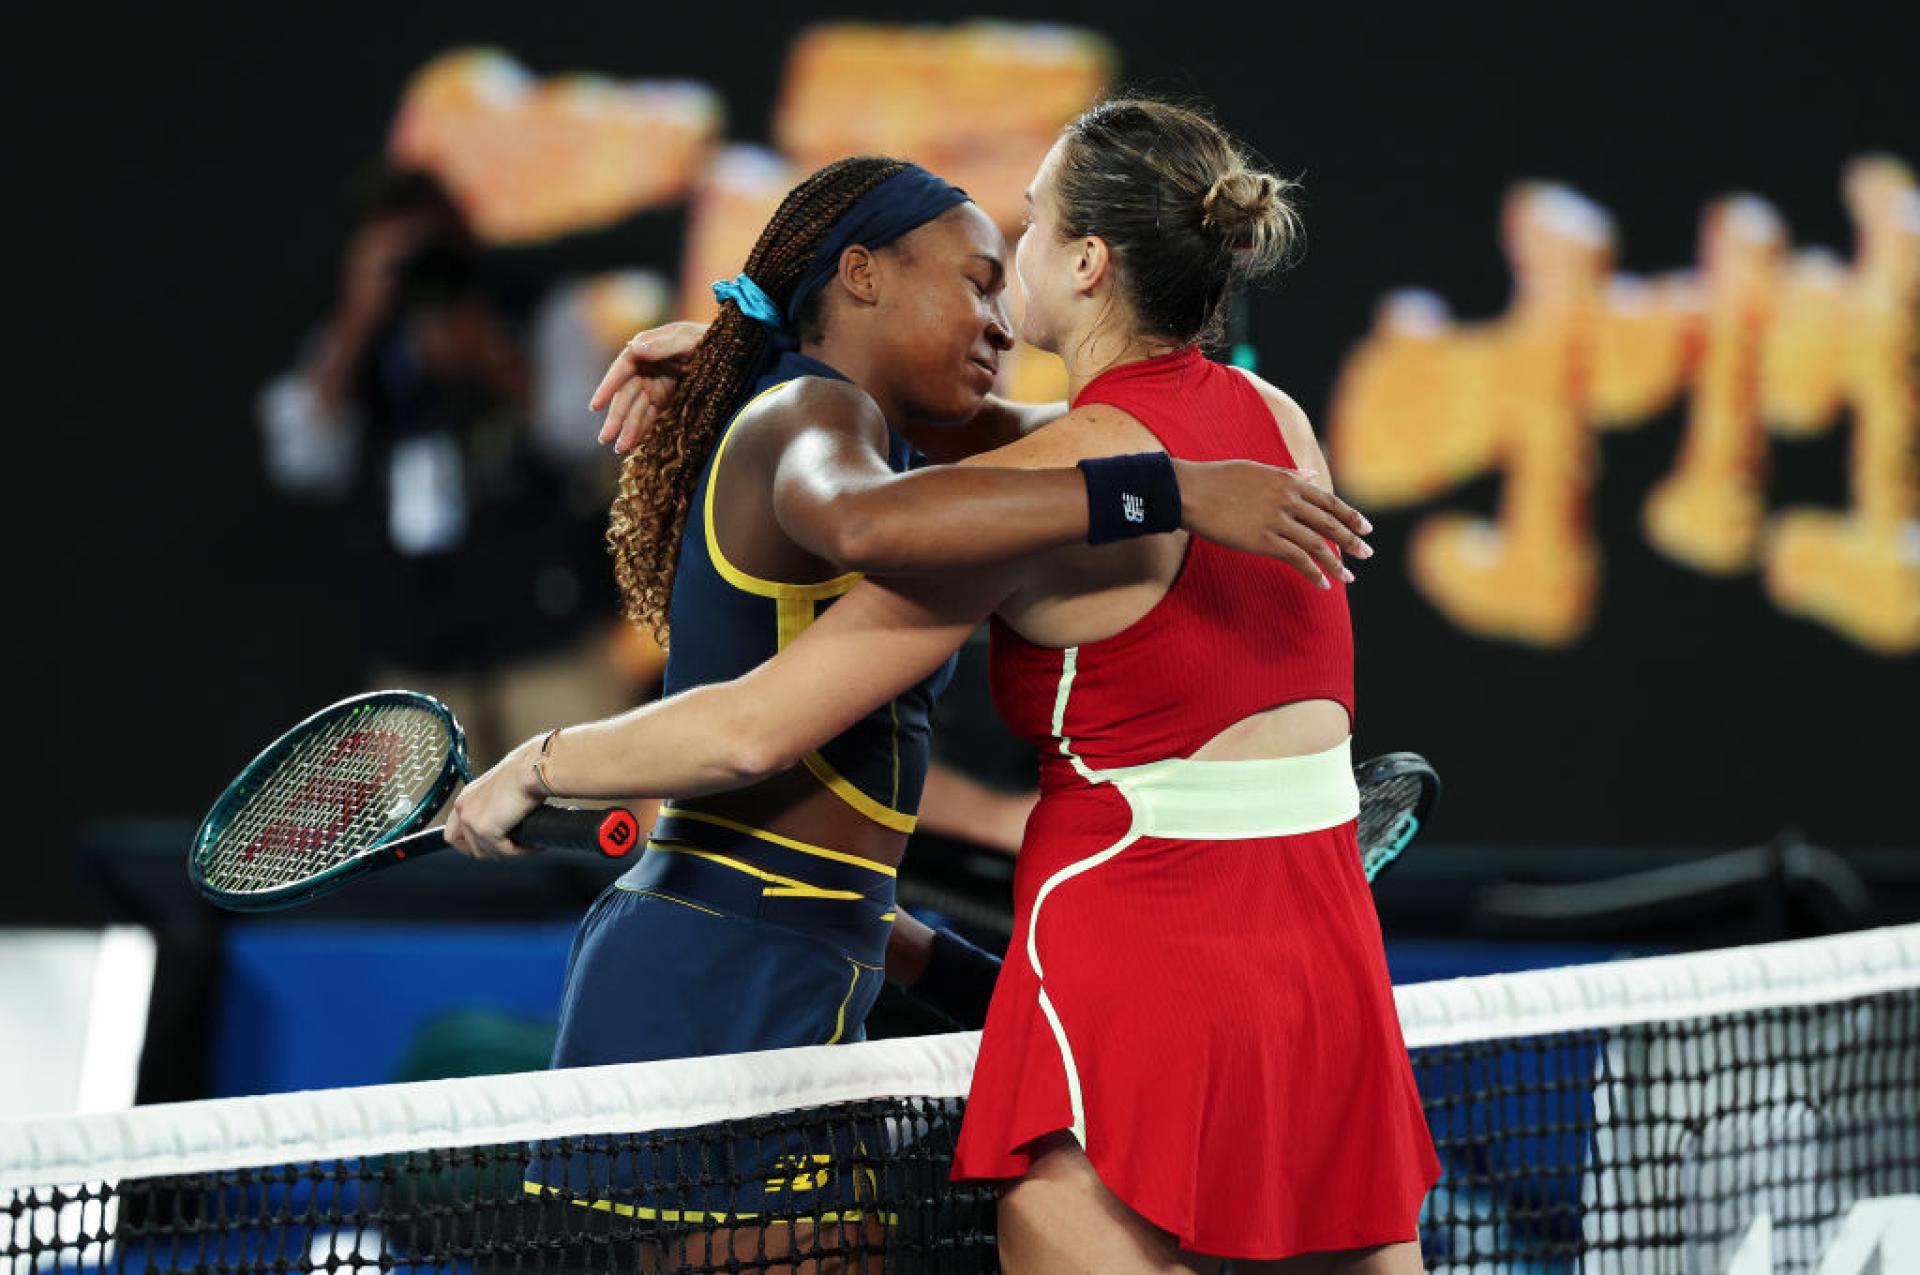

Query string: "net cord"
[[0, 1031, 979, 1191], [1394, 921, 1918, 1049], [3, 924, 1914, 1191]]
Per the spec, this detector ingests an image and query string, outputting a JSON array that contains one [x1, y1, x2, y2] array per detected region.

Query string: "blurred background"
[[14, 2, 1916, 1116]]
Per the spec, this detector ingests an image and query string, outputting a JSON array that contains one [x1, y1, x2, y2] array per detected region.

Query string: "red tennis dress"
[[950, 347, 1440, 1260]]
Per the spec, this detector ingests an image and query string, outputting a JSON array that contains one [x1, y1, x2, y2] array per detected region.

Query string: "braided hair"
[[609, 156, 910, 641]]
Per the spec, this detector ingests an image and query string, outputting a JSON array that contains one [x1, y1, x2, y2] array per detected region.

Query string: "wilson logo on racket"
[[602, 813, 638, 853], [194, 691, 636, 911], [242, 728, 407, 863]]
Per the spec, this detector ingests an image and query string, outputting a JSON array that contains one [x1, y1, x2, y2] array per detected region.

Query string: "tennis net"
[[4, 926, 1915, 1273]]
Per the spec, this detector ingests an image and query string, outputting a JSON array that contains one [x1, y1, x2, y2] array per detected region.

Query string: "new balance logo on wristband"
[[1081, 453, 1181, 543]]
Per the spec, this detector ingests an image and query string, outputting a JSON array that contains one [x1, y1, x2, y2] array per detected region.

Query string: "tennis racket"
[[1355, 751, 1440, 883], [191, 690, 639, 911]]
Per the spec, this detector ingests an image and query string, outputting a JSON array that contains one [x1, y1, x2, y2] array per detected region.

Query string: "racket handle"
[[512, 805, 642, 858]]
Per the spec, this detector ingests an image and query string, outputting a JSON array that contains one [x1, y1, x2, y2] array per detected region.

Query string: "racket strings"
[[1358, 772, 1428, 878], [200, 703, 453, 895]]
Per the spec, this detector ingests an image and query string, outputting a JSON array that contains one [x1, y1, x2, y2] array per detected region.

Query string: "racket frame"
[[1355, 750, 1441, 883], [189, 689, 471, 911]]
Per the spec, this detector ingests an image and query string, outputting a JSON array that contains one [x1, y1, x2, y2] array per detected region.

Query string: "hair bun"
[[1200, 170, 1278, 246], [1053, 95, 1302, 343]]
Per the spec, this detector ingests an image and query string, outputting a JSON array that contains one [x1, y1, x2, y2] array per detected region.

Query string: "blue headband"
[[711, 165, 969, 337], [785, 166, 970, 323]]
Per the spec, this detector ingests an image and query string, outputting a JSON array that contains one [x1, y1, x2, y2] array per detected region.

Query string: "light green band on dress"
[[1106, 738, 1358, 840]]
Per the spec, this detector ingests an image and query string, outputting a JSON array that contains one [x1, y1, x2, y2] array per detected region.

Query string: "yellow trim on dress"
[[648, 843, 867, 901], [800, 752, 918, 833], [612, 879, 725, 917], [658, 806, 897, 877], [703, 382, 863, 601], [700, 378, 918, 834], [774, 594, 817, 651], [822, 960, 864, 1045]]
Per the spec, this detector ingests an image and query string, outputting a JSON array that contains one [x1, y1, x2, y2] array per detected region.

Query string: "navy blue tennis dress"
[[525, 350, 955, 1225]]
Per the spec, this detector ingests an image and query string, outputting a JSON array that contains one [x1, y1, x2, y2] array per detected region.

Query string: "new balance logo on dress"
[[1122, 493, 1145, 523]]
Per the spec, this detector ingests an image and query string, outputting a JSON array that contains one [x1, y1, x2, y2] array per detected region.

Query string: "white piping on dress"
[[1035, 988, 1089, 1148], [1024, 645, 1359, 1149], [1027, 646, 1125, 1146]]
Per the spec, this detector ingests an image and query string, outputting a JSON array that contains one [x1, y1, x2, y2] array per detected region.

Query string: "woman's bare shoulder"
[[1228, 366, 1330, 482], [957, 401, 1162, 470], [732, 373, 891, 454]]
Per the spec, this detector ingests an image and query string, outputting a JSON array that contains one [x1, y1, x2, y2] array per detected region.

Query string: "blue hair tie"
[[711, 274, 785, 331]]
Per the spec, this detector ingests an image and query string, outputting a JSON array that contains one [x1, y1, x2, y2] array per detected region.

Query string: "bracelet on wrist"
[[531, 728, 562, 799]]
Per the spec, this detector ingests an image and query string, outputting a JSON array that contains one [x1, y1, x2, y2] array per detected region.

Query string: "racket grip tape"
[[512, 805, 641, 858]]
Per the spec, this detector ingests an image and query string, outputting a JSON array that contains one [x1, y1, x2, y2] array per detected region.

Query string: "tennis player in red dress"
[[956, 337, 1441, 1267], [452, 96, 1438, 1272]]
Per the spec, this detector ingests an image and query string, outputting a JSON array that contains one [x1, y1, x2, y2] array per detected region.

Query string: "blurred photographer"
[[258, 169, 631, 766]]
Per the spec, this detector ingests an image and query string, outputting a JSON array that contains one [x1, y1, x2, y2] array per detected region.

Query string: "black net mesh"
[[6, 1097, 992, 1274], [1413, 989, 1920, 1273], [7, 940, 1917, 1273]]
